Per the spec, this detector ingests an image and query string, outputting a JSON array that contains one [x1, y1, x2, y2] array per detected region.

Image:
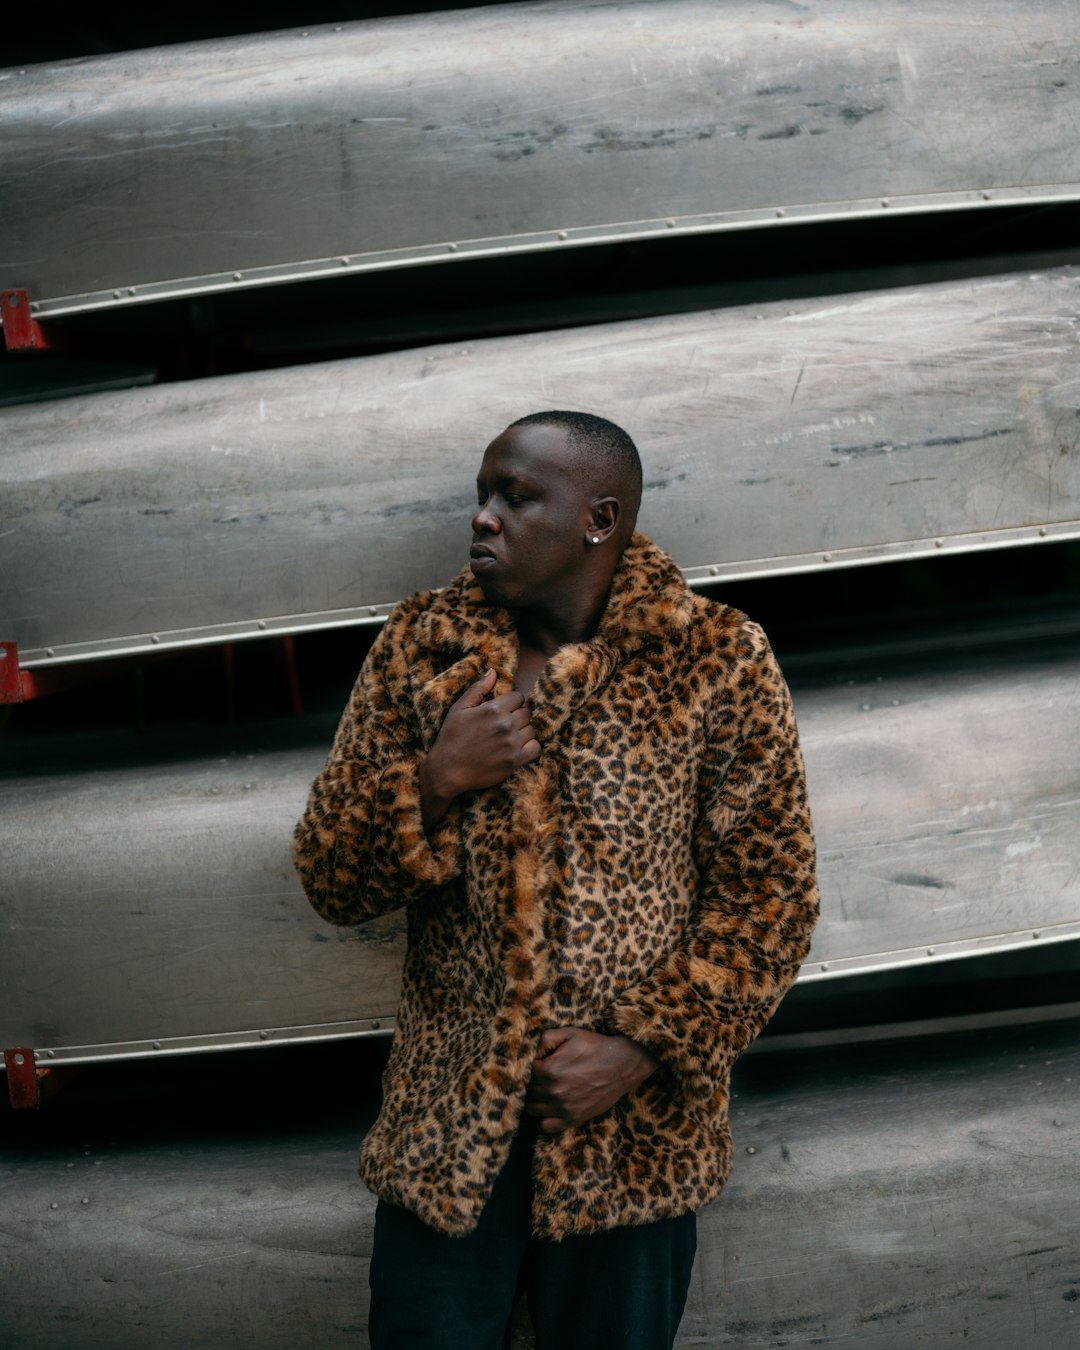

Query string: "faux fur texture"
[[293, 534, 819, 1240]]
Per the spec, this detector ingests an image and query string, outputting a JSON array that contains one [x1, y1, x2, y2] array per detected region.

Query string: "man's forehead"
[[478, 422, 574, 480]]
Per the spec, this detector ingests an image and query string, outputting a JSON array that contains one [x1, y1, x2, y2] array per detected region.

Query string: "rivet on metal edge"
[[368, 606, 379, 616], [151, 634, 161, 644], [935, 538, 944, 548], [558, 231, 568, 240], [820, 963, 829, 971], [861, 703, 871, 711], [666, 218, 676, 228], [113, 291, 122, 299], [152, 1041, 161, 1050], [257, 620, 268, 630], [822, 552, 832, 562], [259, 1030, 269, 1040], [233, 272, 242, 281], [81, 1197, 90, 1205], [30, 301, 39, 312], [746, 1146, 757, 1155], [45, 648, 55, 658], [372, 1020, 381, 1030], [982, 191, 992, 201], [927, 947, 936, 956], [881, 198, 890, 207], [709, 566, 719, 576], [340, 256, 350, 266], [775, 208, 785, 218], [1039, 527, 1048, 536], [127, 288, 136, 297], [447, 243, 458, 252], [50, 1202, 59, 1210], [1033, 930, 1041, 939], [12, 1052, 24, 1065]]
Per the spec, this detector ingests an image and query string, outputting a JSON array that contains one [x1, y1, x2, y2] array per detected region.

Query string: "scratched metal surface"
[[0, 726, 407, 1059], [796, 624, 1080, 978], [2, 616, 1077, 1061], [0, 1021, 1075, 1347], [2, 0, 1079, 315], [3, 266, 1079, 667], [682, 1021, 1080, 1349]]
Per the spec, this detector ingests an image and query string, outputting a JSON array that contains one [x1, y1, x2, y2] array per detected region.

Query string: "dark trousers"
[[368, 1123, 696, 1350]]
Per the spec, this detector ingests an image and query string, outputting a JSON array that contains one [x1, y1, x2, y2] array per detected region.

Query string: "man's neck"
[[515, 590, 609, 659]]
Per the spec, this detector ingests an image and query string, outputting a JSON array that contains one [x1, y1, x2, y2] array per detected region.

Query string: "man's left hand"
[[524, 1027, 659, 1135]]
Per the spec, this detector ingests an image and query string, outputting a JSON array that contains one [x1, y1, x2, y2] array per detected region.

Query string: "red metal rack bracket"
[[1, 289, 50, 352], [3, 1048, 78, 1110], [0, 643, 88, 702], [0, 642, 49, 702], [0, 642, 26, 702]]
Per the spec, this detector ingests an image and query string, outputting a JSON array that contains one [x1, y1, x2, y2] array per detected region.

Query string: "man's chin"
[[472, 569, 518, 610]]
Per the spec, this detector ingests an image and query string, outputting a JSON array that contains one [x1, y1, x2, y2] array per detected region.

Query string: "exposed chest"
[[514, 643, 549, 698]]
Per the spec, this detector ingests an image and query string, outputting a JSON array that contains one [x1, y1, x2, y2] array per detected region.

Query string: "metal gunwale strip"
[[13, 182, 1080, 321], [750, 998, 1080, 1055], [15, 1017, 397, 1068], [799, 921, 1080, 983], [17, 518, 1080, 669]]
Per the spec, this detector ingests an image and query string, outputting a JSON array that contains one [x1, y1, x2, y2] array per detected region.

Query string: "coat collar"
[[408, 533, 694, 747]]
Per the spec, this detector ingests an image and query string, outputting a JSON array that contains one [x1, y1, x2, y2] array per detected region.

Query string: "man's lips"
[[470, 543, 498, 566]]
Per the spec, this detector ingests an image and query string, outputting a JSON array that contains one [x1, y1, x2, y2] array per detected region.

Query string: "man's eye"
[[505, 494, 524, 506]]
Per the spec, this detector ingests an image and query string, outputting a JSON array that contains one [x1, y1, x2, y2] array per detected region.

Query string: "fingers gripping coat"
[[293, 535, 819, 1239]]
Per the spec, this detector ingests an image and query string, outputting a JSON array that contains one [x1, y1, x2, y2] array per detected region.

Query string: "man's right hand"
[[418, 669, 540, 831]]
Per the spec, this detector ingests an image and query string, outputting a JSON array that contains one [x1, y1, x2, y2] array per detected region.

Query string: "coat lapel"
[[405, 534, 694, 750], [527, 534, 694, 741], [408, 580, 519, 749]]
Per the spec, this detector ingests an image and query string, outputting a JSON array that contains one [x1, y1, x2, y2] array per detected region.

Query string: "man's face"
[[469, 422, 590, 611]]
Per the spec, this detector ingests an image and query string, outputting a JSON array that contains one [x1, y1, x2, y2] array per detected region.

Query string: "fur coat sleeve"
[[292, 593, 465, 921]]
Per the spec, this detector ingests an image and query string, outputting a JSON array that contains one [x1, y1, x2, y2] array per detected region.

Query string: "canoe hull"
[[3, 0, 1080, 316], [3, 615, 1077, 1063], [4, 267, 1079, 668]]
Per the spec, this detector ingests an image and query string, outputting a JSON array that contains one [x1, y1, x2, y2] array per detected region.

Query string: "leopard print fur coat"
[[293, 533, 818, 1240]]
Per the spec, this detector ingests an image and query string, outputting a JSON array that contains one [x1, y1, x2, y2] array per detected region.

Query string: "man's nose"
[[472, 501, 501, 534]]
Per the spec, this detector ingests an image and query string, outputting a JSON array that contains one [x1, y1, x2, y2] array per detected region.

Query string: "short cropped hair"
[[508, 410, 642, 532]]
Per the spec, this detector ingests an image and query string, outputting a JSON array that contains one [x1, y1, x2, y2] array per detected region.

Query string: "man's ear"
[[586, 497, 620, 544]]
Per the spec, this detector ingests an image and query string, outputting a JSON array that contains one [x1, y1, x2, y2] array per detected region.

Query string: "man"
[[293, 411, 819, 1349]]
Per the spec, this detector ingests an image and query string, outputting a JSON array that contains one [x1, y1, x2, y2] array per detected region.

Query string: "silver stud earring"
[[591, 536, 600, 544]]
